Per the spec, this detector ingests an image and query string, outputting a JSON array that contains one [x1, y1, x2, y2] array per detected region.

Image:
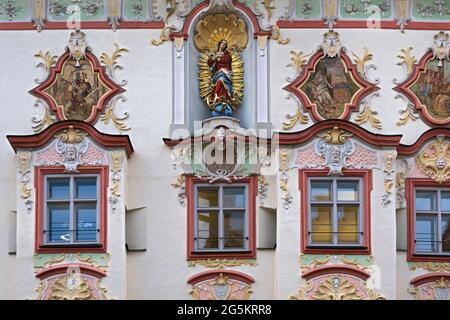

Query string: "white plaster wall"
[[396, 251, 414, 300], [369, 165, 397, 299], [274, 149, 303, 299], [0, 18, 445, 299]]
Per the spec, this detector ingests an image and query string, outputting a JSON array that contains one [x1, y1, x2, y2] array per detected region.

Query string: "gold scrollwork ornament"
[[317, 127, 353, 145], [416, 136, 450, 184], [187, 258, 257, 268]]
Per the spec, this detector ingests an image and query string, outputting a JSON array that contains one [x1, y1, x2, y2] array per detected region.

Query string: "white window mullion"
[[359, 178, 363, 245], [308, 178, 312, 245], [44, 177, 48, 243], [333, 179, 338, 245], [70, 176, 75, 244], [219, 186, 224, 250], [96, 175, 100, 243], [194, 186, 198, 251], [244, 186, 250, 250], [437, 190, 442, 254]]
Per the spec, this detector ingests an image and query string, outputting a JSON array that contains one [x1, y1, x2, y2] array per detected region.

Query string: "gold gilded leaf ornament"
[[416, 137, 450, 184]]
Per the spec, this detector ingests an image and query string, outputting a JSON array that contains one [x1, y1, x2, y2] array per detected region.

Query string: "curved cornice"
[[7, 120, 133, 157], [398, 128, 450, 156], [277, 119, 402, 147], [187, 269, 255, 285], [410, 272, 450, 286], [35, 263, 107, 280], [302, 265, 371, 281]]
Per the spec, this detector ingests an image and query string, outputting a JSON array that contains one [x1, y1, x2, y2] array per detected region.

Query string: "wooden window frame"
[[299, 169, 372, 255], [186, 175, 257, 260], [43, 174, 100, 246], [194, 184, 249, 252], [307, 176, 364, 247], [406, 178, 450, 262], [35, 166, 108, 253]]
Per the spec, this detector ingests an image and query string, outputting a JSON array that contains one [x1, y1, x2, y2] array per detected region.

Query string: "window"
[[187, 176, 257, 260], [44, 175, 99, 245], [299, 169, 371, 254], [35, 166, 108, 253], [414, 188, 450, 255], [308, 178, 363, 246], [195, 185, 247, 251]]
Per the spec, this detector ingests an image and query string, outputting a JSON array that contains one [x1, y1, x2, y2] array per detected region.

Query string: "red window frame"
[[406, 178, 450, 262], [299, 169, 372, 255], [186, 175, 257, 260], [34, 166, 109, 253]]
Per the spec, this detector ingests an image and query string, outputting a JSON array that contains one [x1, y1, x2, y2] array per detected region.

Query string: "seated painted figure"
[[207, 39, 234, 117]]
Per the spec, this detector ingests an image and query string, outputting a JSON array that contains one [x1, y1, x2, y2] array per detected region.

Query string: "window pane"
[[48, 178, 70, 200], [48, 203, 70, 243], [415, 191, 437, 211], [223, 187, 245, 208], [76, 178, 97, 199], [310, 181, 332, 201], [75, 203, 97, 242], [197, 188, 218, 208], [442, 192, 450, 212], [337, 205, 359, 244], [224, 211, 245, 249], [311, 205, 333, 244], [416, 214, 438, 253], [442, 215, 450, 253], [197, 211, 219, 249], [337, 181, 359, 201]]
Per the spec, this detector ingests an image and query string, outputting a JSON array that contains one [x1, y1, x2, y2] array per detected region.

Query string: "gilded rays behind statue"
[[194, 14, 247, 117]]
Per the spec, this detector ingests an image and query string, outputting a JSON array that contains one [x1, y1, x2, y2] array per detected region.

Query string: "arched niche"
[[170, 1, 271, 135]]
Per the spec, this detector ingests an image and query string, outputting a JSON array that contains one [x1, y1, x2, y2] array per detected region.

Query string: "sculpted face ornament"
[[54, 127, 89, 172], [321, 30, 343, 58], [330, 146, 342, 165], [66, 145, 78, 163], [216, 127, 226, 142], [432, 31, 450, 66], [436, 158, 446, 170], [66, 30, 90, 67]]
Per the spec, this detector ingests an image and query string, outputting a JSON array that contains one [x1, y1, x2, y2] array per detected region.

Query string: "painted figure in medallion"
[[44, 59, 108, 121], [302, 57, 358, 119], [412, 60, 450, 120]]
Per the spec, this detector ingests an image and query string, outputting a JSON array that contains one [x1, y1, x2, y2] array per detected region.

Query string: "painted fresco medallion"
[[284, 49, 379, 122], [394, 32, 450, 126], [409, 58, 450, 121], [30, 31, 124, 125], [43, 57, 110, 121]]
